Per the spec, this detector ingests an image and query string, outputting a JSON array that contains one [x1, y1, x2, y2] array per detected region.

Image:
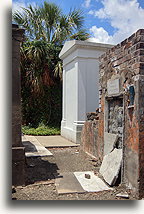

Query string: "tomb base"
[[61, 120, 84, 144]]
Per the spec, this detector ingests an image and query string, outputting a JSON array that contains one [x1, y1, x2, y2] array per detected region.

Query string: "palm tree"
[[13, 1, 89, 127], [13, 1, 89, 88], [20, 40, 62, 93], [13, 1, 89, 44]]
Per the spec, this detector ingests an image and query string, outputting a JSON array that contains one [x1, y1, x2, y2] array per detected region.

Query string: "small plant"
[[22, 124, 60, 136]]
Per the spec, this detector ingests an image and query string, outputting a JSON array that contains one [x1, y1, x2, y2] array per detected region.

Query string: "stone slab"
[[35, 136, 78, 147], [55, 172, 86, 194], [22, 135, 53, 157], [116, 193, 129, 199], [99, 149, 122, 186], [104, 132, 118, 155], [74, 171, 112, 192]]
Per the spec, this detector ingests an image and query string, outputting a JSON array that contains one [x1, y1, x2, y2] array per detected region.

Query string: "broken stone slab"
[[74, 171, 112, 192], [99, 149, 122, 186], [104, 132, 118, 155], [116, 192, 129, 199]]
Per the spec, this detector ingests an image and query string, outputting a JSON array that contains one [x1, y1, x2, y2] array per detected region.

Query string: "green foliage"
[[22, 83, 62, 128], [21, 40, 63, 128], [12, 1, 90, 43], [22, 124, 60, 136], [20, 40, 62, 94], [13, 1, 89, 129]]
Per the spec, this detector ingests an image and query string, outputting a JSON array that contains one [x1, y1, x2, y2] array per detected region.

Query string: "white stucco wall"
[[59, 40, 113, 144]]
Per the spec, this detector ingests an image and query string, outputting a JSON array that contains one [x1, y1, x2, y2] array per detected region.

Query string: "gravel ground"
[[12, 147, 137, 200]]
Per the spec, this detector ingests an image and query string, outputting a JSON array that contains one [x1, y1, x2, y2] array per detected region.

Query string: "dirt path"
[[12, 147, 135, 200]]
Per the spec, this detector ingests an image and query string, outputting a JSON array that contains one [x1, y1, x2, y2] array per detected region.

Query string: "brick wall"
[[99, 29, 144, 198], [81, 119, 103, 161]]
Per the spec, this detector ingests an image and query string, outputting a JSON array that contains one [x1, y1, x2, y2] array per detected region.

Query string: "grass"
[[22, 124, 60, 136]]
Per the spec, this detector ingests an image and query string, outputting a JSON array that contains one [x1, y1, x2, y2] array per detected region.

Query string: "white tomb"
[[59, 40, 112, 144]]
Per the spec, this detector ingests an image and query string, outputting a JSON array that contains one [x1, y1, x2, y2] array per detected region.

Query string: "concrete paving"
[[55, 172, 86, 194], [35, 135, 79, 148], [74, 171, 112, 192], [22, 135, 117, 194], [22, 135, 53, 157], [55, 171, 112, 194]]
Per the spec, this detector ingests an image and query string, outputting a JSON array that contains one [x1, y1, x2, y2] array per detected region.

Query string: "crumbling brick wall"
[[81, 112, 103, 161], [99, 29, 144, 198]]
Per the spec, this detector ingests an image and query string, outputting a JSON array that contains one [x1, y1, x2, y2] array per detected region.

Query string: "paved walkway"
[[35, 135, 79, 147], [22, 135, 78, 158], [21, 135, 113, 195], [22, 135, 53, 157], [13, 139, 133, 199]]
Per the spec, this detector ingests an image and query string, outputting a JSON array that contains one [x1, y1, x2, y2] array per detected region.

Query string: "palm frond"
[[68, 8, 84, 30], [14, 1, 89, 87], [70, 29, 90, 41]]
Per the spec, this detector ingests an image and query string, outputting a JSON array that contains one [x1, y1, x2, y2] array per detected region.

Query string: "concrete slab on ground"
[[55, 171, 112, 194], [99, 148, 122, 186], [22, 135, 53, 157], [35, 135, 79, 148], [74, 171, 112, 192], [55, 172, 86, 194]]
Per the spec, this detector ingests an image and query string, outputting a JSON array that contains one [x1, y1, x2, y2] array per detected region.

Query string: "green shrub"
[[22, 124, 60, 136], [21, 83, 62, 128]]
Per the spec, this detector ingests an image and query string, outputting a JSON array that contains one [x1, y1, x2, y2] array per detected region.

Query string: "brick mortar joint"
[[99, 40, 144, 62]]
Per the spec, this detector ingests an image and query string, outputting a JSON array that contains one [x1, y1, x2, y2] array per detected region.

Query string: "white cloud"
[[88, 0, 144, 44], [88, 26, 113, 44], [83, 0, 91, 8], [88, 10, 95, 15]]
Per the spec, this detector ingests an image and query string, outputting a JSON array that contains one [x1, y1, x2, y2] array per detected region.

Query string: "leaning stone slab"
[[104, 132, 118, 155], [99, 149, 122, 186]]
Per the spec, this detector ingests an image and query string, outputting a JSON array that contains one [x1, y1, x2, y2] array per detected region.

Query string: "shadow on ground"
[[23, 141, 38, 153], [25, 156, 59, 185]]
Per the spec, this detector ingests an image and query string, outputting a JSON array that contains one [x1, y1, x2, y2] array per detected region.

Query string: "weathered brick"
[[128, 32, 136, 42], [121, 38, 128, 46], [136, 42, 144, 50], [139, 68, 144, 75], [97, 29, 144, 199], [132, 62, 144, 69], [136, 29, 144, 36], [139, 56, 144, 62], [132, 49, 144, 58]]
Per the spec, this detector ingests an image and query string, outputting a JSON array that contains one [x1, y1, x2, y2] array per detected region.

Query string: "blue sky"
[[12, 0, 144, 44]]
